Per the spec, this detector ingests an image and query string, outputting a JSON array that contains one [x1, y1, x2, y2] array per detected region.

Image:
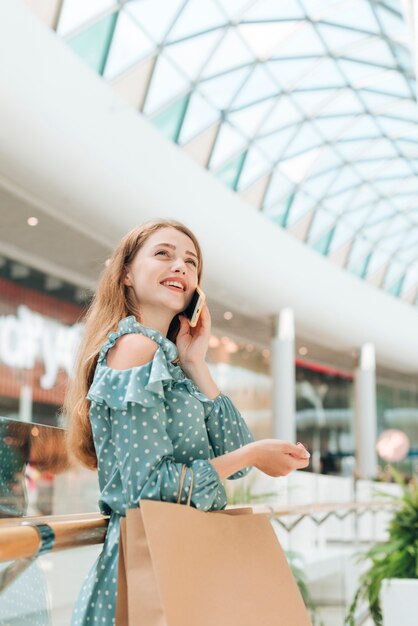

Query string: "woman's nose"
[[171, 259, 186, 273]]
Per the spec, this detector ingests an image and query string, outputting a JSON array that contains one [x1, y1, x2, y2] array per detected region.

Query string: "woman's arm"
[[181, 361, 220, 400], [208, 443, 256, 481]]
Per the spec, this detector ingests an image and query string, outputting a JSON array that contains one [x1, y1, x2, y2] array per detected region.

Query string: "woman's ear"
[[122, 266, 132, 287]]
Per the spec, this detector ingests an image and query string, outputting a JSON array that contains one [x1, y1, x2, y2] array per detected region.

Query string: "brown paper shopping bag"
[[116, 464, 311, 626]]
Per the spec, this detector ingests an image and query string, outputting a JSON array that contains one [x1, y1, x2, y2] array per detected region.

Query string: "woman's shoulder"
[[86, 316, 177, 411], [106, 333, 158, 370]]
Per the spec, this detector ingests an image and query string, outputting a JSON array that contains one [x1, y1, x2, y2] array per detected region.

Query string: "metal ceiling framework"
[[28, 0, 418, 305]]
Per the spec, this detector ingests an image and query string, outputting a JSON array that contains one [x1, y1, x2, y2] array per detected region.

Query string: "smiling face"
[[123, 226, 200, 317]]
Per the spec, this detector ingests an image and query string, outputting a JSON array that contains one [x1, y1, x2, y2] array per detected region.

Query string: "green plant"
[[345, 466, 418, 626]]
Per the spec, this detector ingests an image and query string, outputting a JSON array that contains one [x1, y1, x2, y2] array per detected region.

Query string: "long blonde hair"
[[62, 219, 203, 470]]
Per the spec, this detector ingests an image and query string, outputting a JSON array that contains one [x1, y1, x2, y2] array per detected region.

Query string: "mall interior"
[[1, 1, 418, 625]]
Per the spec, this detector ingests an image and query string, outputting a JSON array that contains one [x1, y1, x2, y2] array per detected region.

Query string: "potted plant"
[[345, 467, 418, 626]]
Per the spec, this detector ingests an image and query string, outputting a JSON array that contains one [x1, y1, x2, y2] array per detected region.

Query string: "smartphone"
[[182, 285, 206, 327]]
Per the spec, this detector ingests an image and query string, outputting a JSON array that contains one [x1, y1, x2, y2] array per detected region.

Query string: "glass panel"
[[323, 2, 379, 32], [318, 22, 371, 52], [213, 151, 247, 189], [237, 146, 271, 187], [166, 30, 224, 81], [344, 37, 395, 66], [302, 169, 338, 199], [143, 54, 190, 114], [67, 12, 117, 74], [308, 210, 336, 242], [272, 22, 325, 57], [238, 21, 301, 59], [104, 11, 154, 80], [126, 0, 184, 43], [167, 0, 226, 41], [299, 58, 346, 88], [263, 170, 295, 208], [178, 91, 219, 143], [259, 95, 302, 134], [279, 148, 321, 183], [282, 123, 322, 158], [286, 190, 314, 225], [257, 126, 296, 161], [151, 95, 189, 141], [199, 66, 251, 109], [202, 28, 255, 77], [209, 123, 248, 168], [232, 66, 278, 109], [328, 220, 354, 252], [57, 0, 117, 36], [245, 0, 304, 20], [313, 115, 354, 141], [310, 226, 335, 255], [267, 58, 320, 89], [229, 100, 273, 138], [290, 88, 336, 116], [317, 89, 364, 116]]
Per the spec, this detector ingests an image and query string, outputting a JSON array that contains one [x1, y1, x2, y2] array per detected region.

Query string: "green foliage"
[[345, 467, 418, 626]]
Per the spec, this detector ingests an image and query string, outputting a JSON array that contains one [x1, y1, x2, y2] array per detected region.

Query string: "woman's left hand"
[[176, 303, 211, 367]]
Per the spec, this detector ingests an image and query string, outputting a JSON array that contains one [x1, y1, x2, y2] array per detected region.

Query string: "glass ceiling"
[[48, 0, 418, 304]]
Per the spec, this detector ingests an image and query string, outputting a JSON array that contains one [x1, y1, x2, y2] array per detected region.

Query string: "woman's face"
[[124, 227, 199, 315]]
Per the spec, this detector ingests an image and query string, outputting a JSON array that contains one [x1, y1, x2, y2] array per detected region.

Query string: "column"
[[271, 308, 296, 443], [354, 343, 378, 479]]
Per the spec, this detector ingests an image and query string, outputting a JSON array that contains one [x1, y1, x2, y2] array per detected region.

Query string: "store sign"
[[0, 305, 84, 389]]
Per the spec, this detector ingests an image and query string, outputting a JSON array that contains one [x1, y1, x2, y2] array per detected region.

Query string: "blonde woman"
[[64, 219, 310, 626]]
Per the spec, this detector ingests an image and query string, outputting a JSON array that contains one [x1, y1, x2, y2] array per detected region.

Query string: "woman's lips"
[[161, 284, 184, 293]]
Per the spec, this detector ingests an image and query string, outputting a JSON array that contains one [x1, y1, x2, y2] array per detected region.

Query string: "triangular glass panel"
[[178, 90, 219, 143], [167, 1, 226, 41], [258, 96, 302, 134], [143, 54, 190, 114], [232, 65, 278, 108], [229, 100, 274, 138], [310, 226, 335, 255], [209, 123, 248, 169], [202, 28, 255, 78], [151, 95, 190, 142], [245, 0, 304, 20], [199, 66, 251, 110], [57, 0, 117, 36], [165, 29, 224, 81], [237, 147, 272, 188], [214, 151, 247, 189], [126, 0, 184, 43], [104, 11, 154, 79], [238, 21, 300, 59], [67, 12, 117, 74]]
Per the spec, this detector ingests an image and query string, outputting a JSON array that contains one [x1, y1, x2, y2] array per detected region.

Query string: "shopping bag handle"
[[177, 464, 194, 506]]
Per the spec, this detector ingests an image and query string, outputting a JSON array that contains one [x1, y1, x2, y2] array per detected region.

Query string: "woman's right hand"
[[248, 439, 310, 477]]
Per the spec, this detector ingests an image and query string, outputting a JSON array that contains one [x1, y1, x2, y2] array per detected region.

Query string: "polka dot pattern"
[[71, 315, 255, 626]]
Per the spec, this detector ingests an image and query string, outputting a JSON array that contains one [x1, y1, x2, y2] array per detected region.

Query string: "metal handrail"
[[0, 499, 396, 564]]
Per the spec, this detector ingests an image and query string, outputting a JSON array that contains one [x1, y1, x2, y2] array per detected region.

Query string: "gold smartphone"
[[182, 285, 206, 327]]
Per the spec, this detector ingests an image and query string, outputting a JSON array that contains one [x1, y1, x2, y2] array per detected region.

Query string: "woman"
[[64, 218, 310, 626]]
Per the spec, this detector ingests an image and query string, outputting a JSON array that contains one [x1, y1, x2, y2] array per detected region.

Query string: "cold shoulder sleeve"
[[204, 393, 255, 480], [87, 347, 228, 512]]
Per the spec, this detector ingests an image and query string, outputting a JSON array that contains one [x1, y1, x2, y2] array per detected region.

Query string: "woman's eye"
[[156, 250, 197, 267]]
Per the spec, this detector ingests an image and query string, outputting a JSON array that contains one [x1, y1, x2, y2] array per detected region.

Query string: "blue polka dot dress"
[[71, 315, 255, 626]]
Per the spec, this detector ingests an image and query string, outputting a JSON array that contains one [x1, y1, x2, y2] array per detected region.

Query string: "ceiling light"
[[27, 217, 38, 226], [224, 311, 233, 320]]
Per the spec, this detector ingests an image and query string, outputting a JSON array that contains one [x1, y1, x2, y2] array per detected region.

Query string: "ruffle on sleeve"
[[87, 345, 176, 410]]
